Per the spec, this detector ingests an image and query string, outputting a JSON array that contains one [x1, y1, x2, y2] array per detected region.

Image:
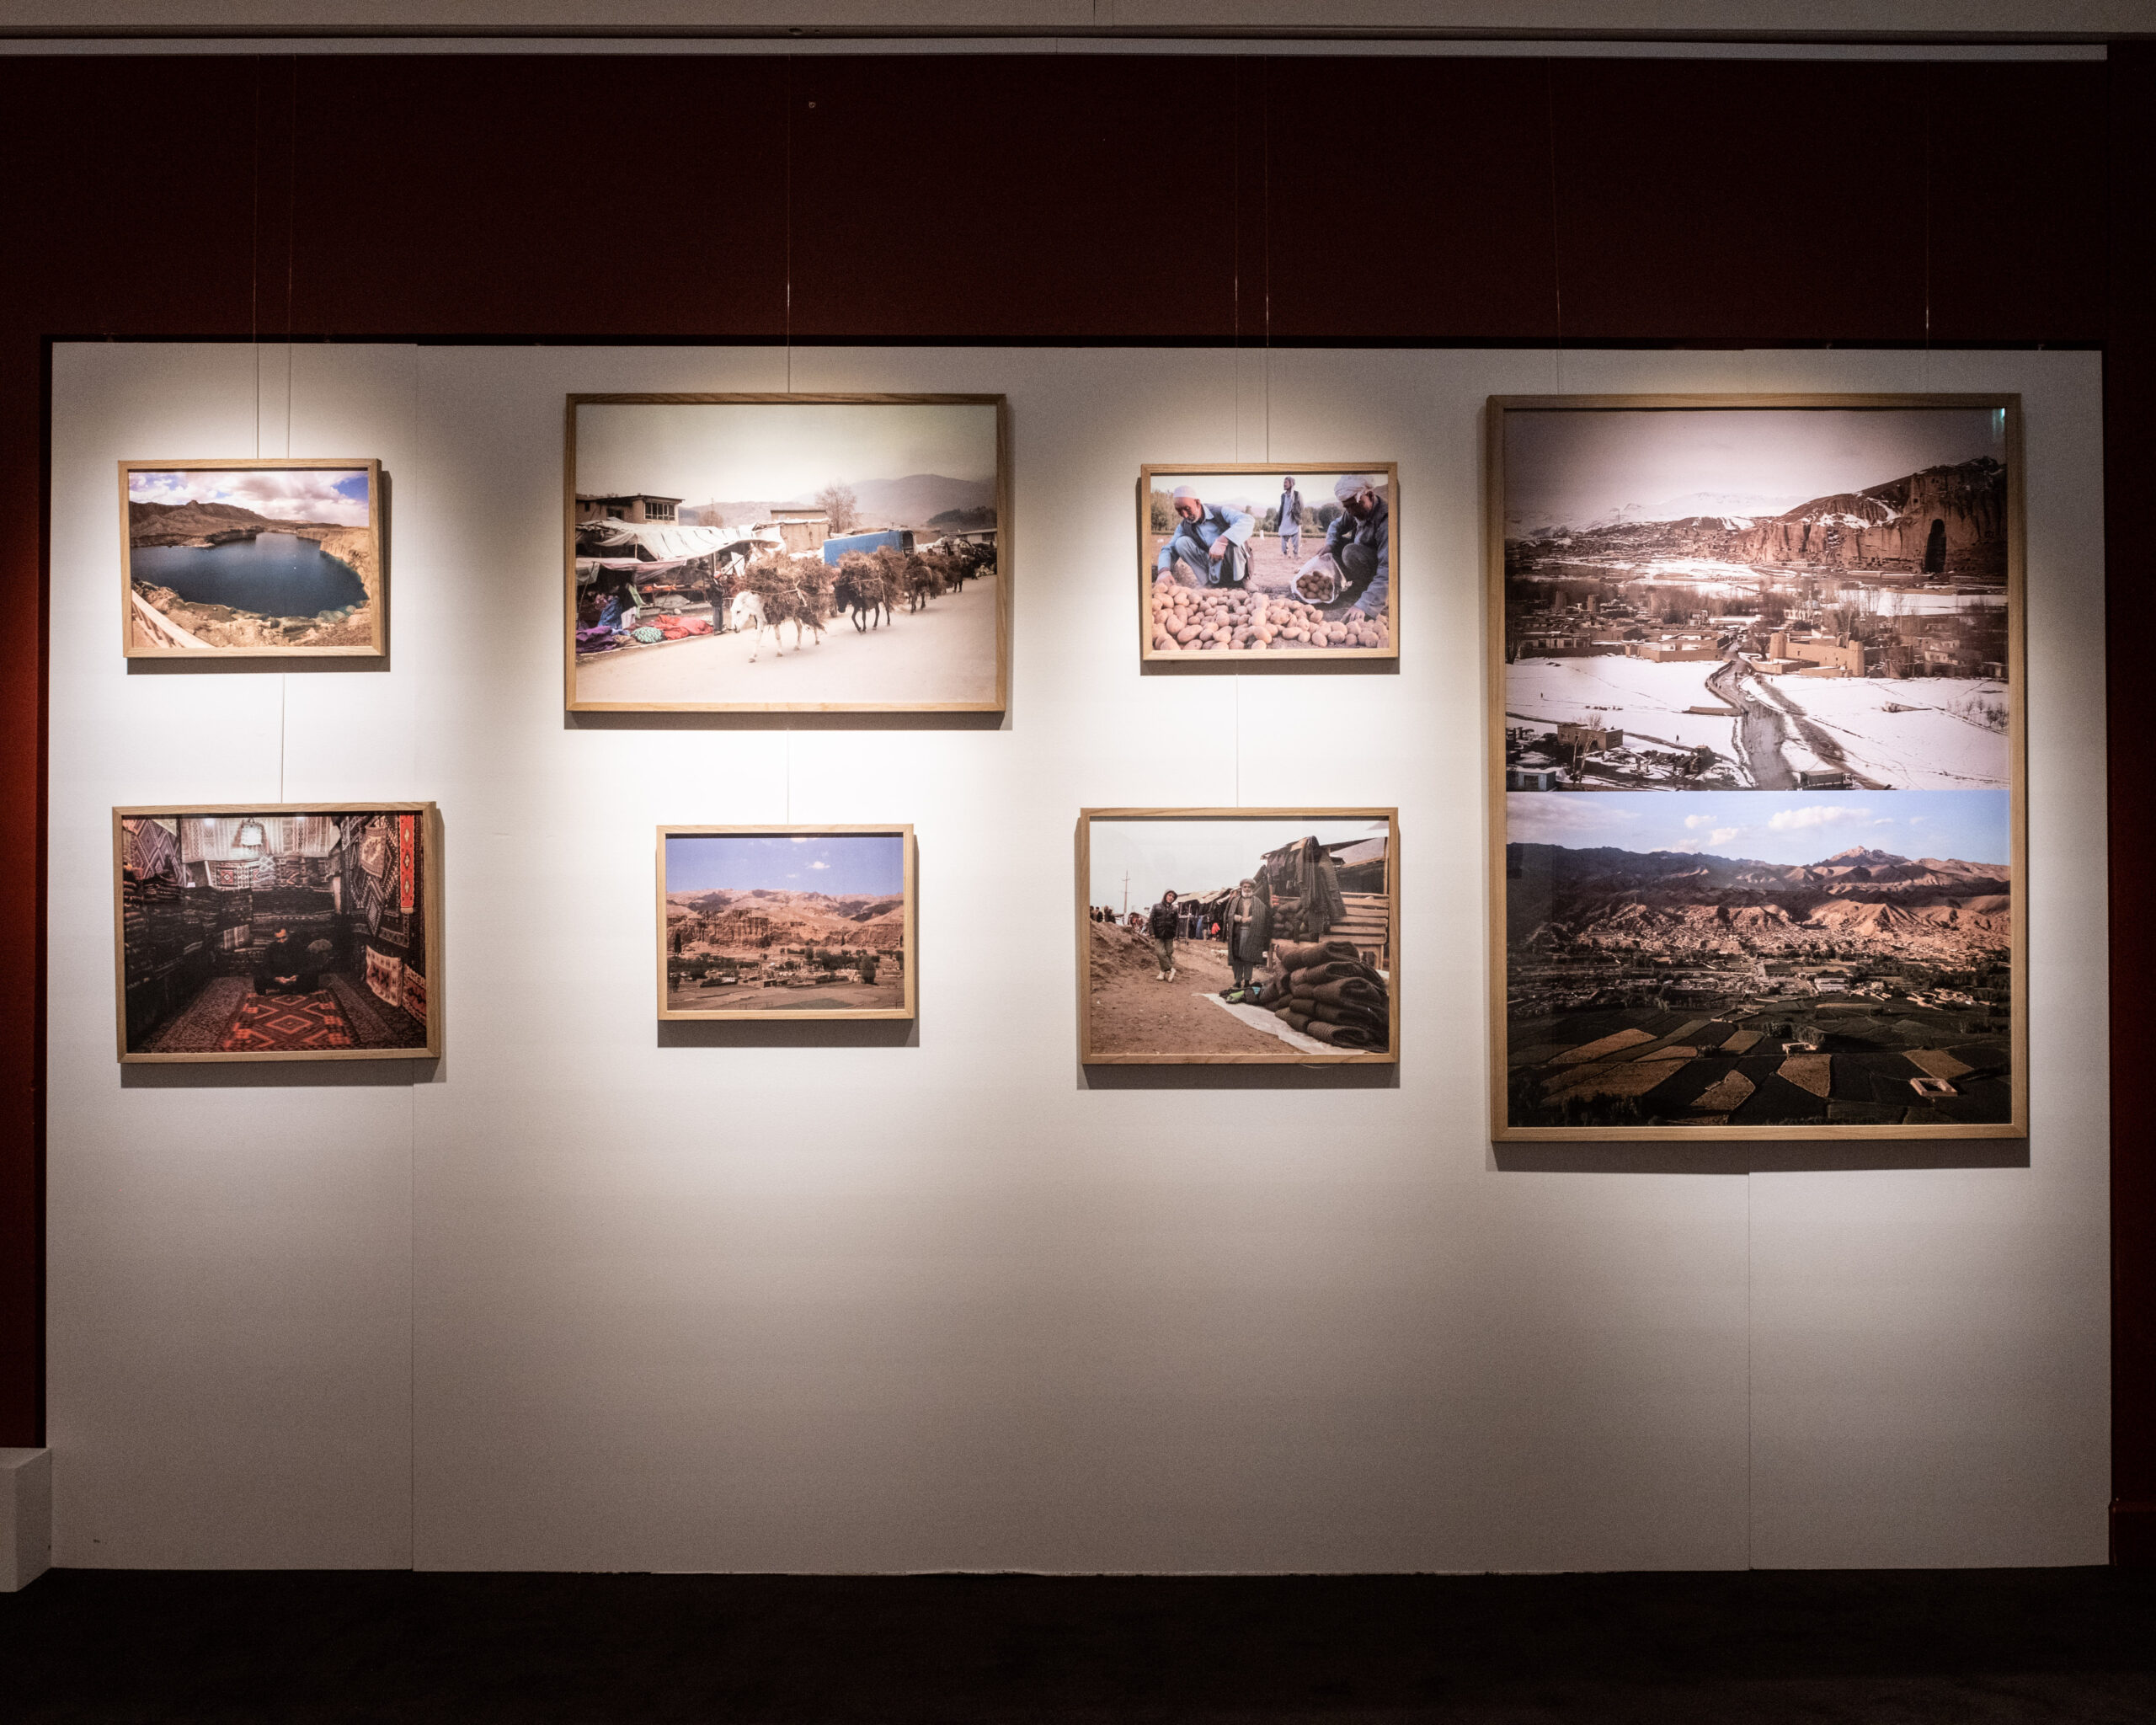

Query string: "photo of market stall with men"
[[1082, 813, 1396, 1062], [569, 397, 1004, 710], [115, 807, 435, 1060]]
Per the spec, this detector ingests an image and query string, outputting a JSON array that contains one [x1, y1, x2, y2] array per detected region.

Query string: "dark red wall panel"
[[1929, 61, 2111, 344], [788, 56, 1242, 341], [286, 56, 791, 339], [1548, 58, 1935, 344], [1267, 57, 1562, 343]]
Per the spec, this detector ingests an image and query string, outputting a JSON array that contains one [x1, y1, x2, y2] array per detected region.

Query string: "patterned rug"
[[327, 970, 428, 1050], [218, 991, 355, 1054], [147, 977, 253, 1053]]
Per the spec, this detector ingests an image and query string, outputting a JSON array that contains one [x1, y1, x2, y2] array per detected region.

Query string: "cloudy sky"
[[1506, 788, 2009, 867], [129, 467, 370, 525], [578, 402, 995, 502], [666, 831, 904, 897], [1505, 407, 2004, 533], [1088, 816, 1390, 911]]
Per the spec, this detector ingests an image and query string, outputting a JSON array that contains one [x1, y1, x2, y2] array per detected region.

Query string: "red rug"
[[217, 991, 355, 1053]]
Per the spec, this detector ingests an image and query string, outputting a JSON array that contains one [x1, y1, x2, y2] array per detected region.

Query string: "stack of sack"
[[1256, 939, 1390, 1050]]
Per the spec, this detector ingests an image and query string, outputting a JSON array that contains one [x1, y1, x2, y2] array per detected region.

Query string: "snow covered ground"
[[1506, 657, 1740, 756], [1763, 675, 2009, 788]]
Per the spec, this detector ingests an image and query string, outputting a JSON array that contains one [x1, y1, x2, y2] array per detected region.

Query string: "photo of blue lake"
[[132, 533, 366, 617]]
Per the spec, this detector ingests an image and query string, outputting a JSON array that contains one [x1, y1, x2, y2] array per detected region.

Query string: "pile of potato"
[[1150, 574, 1389, 652]]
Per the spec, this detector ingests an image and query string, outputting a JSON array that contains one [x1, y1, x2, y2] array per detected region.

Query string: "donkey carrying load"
[[832, 551, 894, 633], [729, 553, 833, 660]]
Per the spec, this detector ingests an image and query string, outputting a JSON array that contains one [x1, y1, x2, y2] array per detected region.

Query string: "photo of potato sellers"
[[1080, 810, 1398, 1064], [1139, 466, 1398, 661]]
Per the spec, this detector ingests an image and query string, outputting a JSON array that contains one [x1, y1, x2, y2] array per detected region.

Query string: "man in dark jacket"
[[1224, 877, 1273, 995], [252, 926, 318, 995], [1147, 889, 1181, 982]]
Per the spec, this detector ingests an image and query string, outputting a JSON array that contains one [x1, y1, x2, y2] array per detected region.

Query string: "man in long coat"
[[1225, 877, 1273, 995]]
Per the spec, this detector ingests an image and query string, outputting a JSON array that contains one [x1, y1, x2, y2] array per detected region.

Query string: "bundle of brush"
[[1257, 938, 1390, 1050], [743, 552, 835, 628]]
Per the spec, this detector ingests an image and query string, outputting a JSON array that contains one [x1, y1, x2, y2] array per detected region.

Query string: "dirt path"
[[1086, 931, 1282, 1056], [669, 977, 906, 1012], [574, 576, 1000, 706], [1747, 676, 1885, 789], [1708, 657, 1796, 789]]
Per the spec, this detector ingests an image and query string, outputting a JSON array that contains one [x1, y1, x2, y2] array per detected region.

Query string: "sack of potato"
[[1148, 572, 1390, 653], [1292, 554, 1343, 605]]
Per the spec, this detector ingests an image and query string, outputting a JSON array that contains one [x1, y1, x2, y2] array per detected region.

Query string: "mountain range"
[[678, 473, 993, 531], [665, 887, 904, 940], [1515, 457, 2009, 578], [1508, 843, 2011, 959], [129, 498, 343, 549]]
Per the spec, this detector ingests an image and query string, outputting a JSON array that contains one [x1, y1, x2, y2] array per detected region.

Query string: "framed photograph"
[[658, 825, 917, 1020], [1138, 464, 1397, 661], [114, 803, 440, 1062], [120, 458, 384, 657], [566, 394, 1007, 713], [1487, 394, 2025, 1139], [1078, 809, 1398, 1065]]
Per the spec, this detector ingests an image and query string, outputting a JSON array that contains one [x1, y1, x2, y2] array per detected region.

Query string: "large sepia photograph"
[[1080, 809, 1397, 1064], [568, 395, 1006, 713], [1496, 403, 2014, 793], [1139, 465, 1397, 661], [120, 458, 384, 657], [115, 804, 439, 1062], [659, 826, 916, 1020], [1487, 393, 2024, 1141]]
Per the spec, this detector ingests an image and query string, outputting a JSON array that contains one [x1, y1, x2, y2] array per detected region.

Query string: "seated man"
[[1155, 485, 1257, 590], [252, 926, 320, 995]]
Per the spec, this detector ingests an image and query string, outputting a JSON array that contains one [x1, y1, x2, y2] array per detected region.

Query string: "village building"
[[574, 492, 681, 525]]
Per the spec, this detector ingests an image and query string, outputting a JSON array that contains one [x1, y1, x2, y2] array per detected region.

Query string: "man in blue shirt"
[[1321, 473, 1390, 622], [1155, 485, 1257, 590]]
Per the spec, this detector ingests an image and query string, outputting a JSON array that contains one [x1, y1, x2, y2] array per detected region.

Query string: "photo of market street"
[[663, 832, 909, 1016], [1501, 407, 2009, 792], [1085, 816, 1394, 1060], [1504, 791, 2013, 1130], [573, 399, 1001, 708]]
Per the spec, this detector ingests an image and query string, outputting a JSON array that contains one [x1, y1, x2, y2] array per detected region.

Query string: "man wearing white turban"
[[1155, 484, 1257, 590], [1315, 473, 1390, 622]]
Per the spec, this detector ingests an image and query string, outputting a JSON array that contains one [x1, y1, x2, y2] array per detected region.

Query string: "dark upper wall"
[[0, 51, 2145, 1542]]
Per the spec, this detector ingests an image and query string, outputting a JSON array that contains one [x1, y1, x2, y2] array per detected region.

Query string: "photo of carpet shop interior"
[[115, 809, 435, 1060]]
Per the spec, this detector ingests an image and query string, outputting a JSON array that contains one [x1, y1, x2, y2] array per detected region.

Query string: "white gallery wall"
[[44, 341, 2109, 1573]]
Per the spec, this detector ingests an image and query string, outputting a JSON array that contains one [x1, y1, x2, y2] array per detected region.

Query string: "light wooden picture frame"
[[1486, 393, 2026, 1140], [1137, 463, 1399, 663], [1078, 808, 1400, 1065], [120, 457, 386, 658], [657, 825, 918, 1021], [567, 393, 1009, 713], [114, 802, 441, 1063]]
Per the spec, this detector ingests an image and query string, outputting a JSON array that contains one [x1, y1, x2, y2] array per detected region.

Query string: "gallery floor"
[[5, 1567, 2154, 1722]]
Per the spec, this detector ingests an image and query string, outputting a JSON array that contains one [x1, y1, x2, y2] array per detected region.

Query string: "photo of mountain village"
[[1503, 792, 2013, 1130], [661, 830, 910, 1017], [572, 399, 1001, 709], [1500, 408, 2010, 793]]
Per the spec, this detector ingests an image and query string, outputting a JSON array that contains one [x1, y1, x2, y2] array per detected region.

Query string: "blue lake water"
[[133, 532, 366, 617]]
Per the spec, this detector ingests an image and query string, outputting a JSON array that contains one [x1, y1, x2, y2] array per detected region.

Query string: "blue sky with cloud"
[[1507, 789, 2009, 867], [666, 832, 904, 896]]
